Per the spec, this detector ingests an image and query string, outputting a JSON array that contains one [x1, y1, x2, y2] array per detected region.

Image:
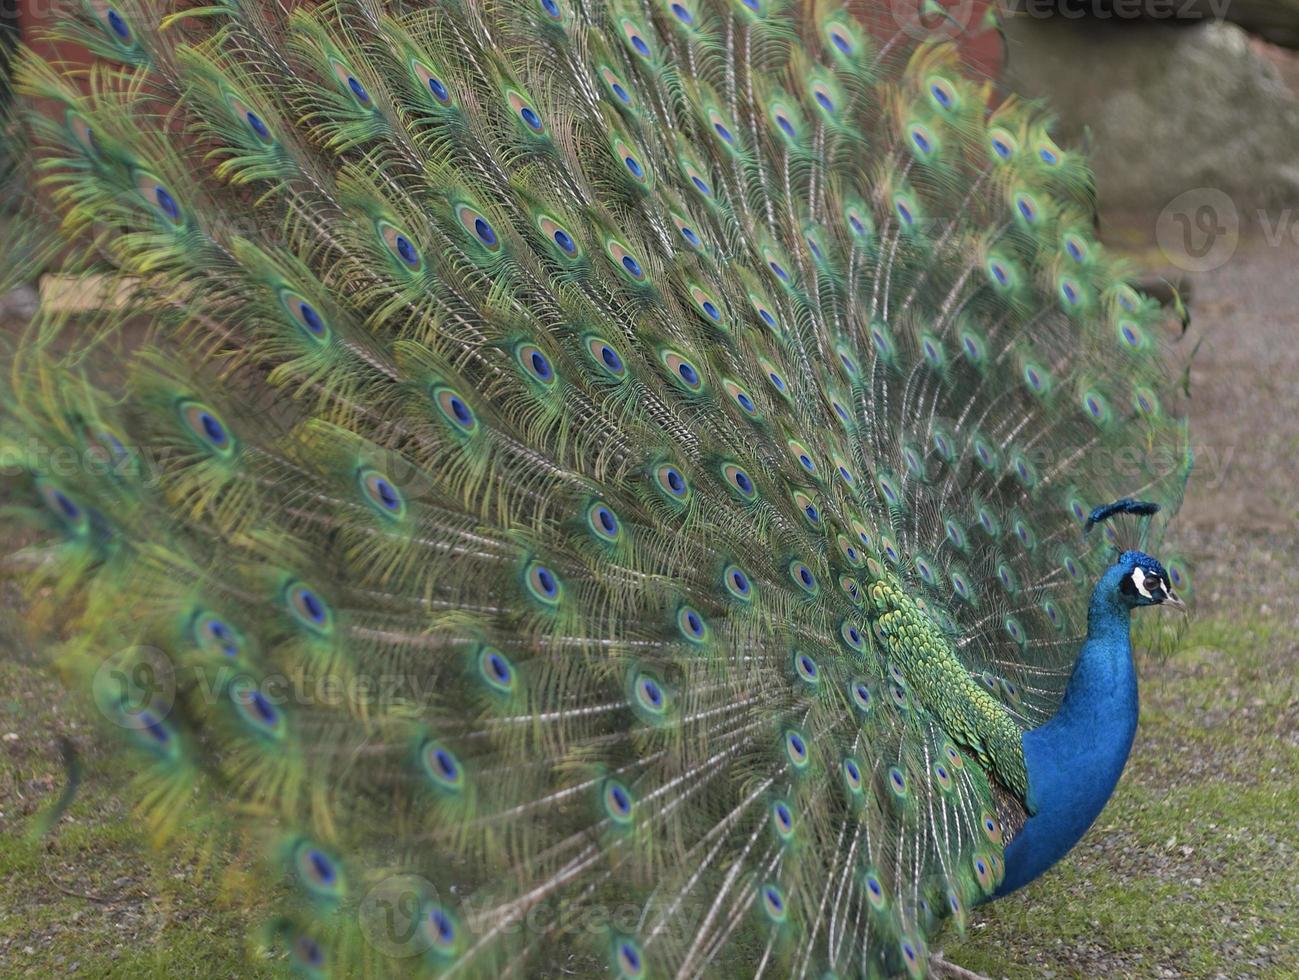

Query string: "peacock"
[[0, 0, 1193, 976]]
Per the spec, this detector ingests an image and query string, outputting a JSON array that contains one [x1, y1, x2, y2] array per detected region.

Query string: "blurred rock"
[[1005, 0, 1299, 50], [1205, 0, 1299, 48], [1001, 17, 1299, 217]]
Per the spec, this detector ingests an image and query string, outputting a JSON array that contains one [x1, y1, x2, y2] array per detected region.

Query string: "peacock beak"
[[1163, 590, 1187, 613]]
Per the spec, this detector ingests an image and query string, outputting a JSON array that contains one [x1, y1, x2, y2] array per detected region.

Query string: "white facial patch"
[[1131, 566, 1154, 599]]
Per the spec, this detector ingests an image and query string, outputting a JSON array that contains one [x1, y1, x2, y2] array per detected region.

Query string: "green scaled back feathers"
[[0, 0, 1189, 977]]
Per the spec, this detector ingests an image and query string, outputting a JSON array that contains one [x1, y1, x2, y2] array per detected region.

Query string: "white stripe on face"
[[1131, 566, 1154, 599]]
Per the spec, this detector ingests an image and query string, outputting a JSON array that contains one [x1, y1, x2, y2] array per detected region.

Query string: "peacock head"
[[1087, 499, 1185, 612], [1112, 550, 1185, 611]]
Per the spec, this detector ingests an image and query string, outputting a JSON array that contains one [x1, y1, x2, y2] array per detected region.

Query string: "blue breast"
[[995, 568, 1140, 897]]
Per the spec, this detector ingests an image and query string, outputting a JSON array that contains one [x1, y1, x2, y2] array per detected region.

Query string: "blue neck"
[[995, 568, 1139, 896]]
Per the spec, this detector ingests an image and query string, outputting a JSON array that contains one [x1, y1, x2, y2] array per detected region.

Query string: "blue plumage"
[[1000, 547, 1184, 896]]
